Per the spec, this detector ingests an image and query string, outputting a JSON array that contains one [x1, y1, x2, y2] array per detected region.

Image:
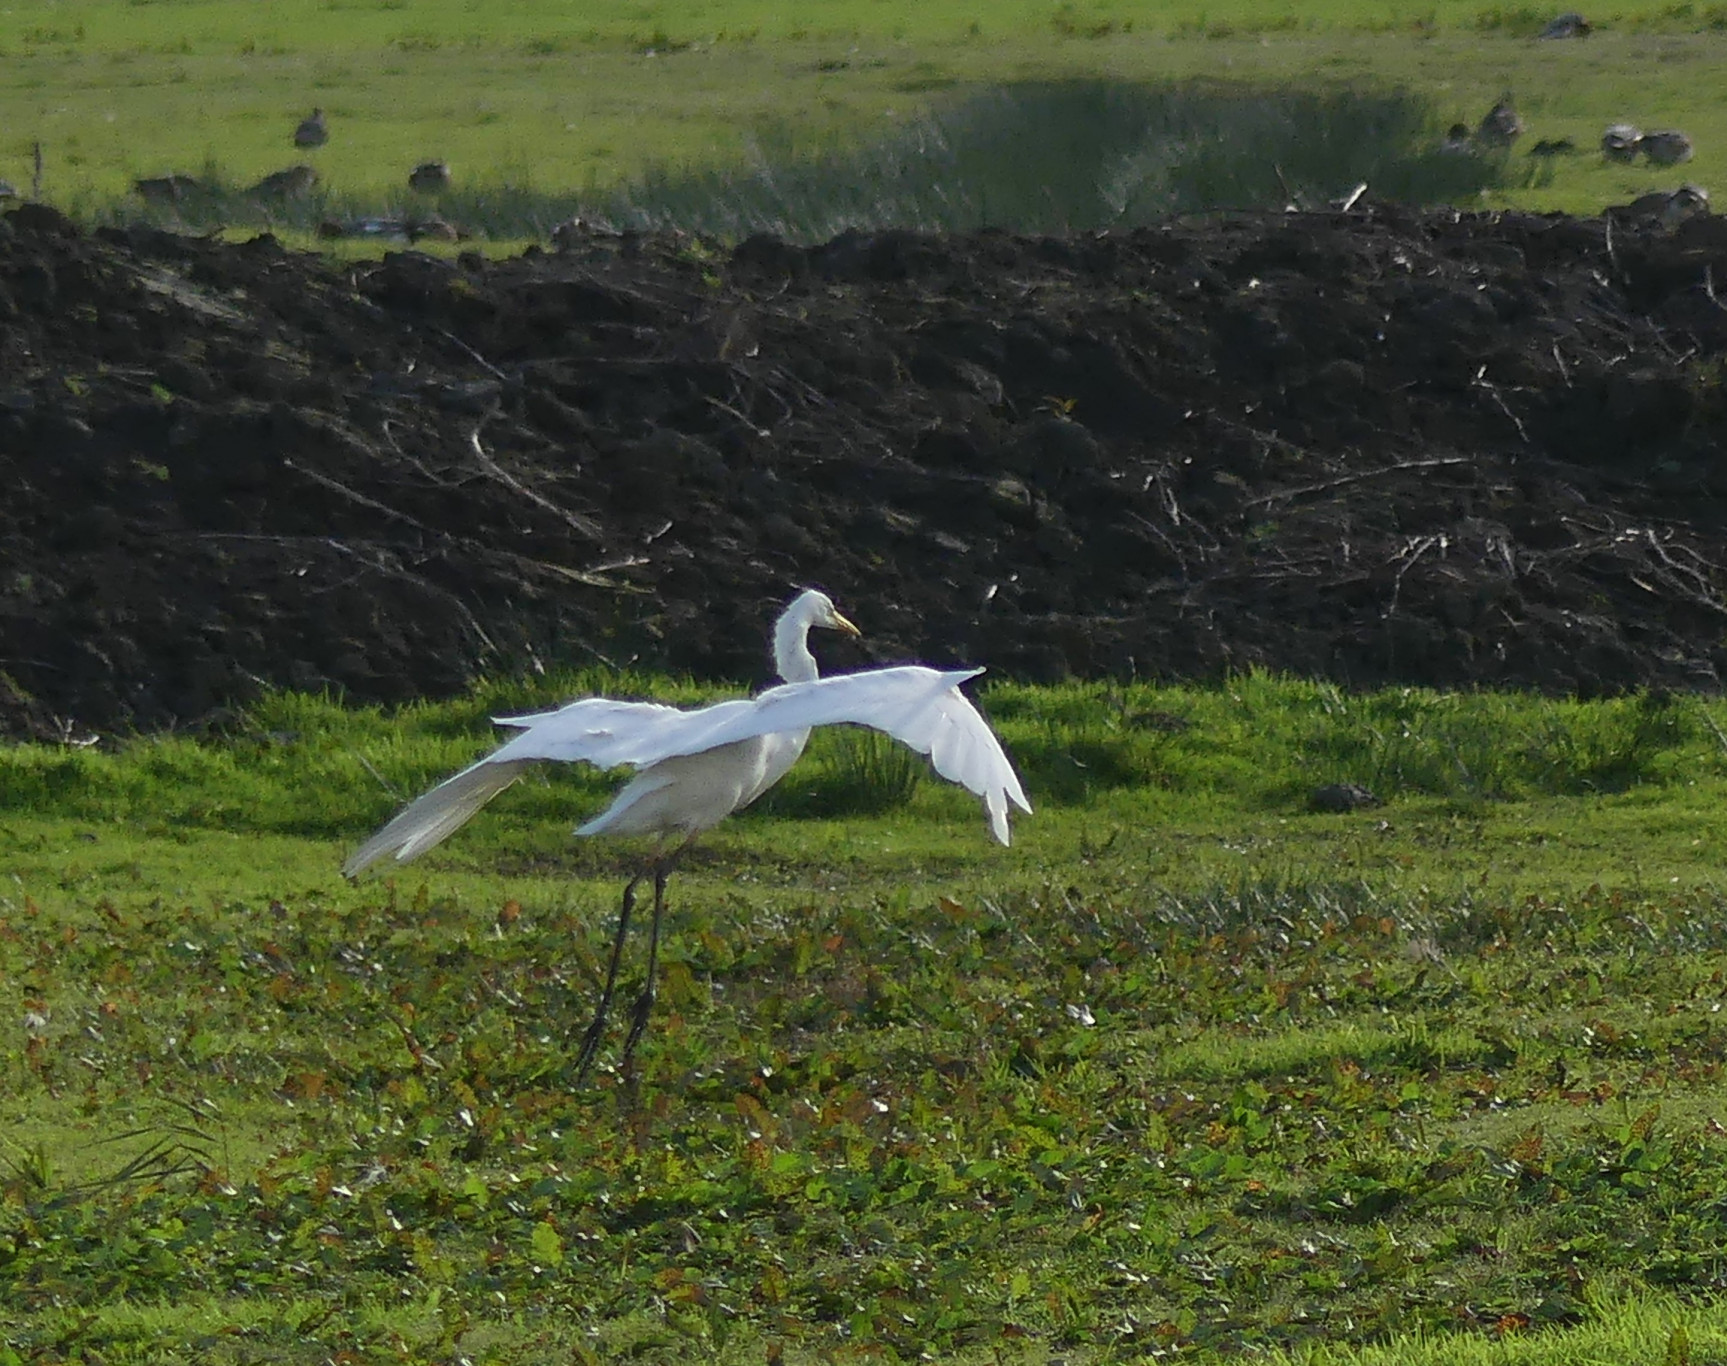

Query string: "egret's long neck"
[[772, 602, 820, 684]]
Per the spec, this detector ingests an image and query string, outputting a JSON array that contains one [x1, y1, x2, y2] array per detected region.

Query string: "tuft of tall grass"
[[593, 80, 1508, 239], [754, 725, 925, 818]]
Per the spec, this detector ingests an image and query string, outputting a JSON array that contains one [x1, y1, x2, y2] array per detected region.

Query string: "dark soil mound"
[[4, 197, 1727, 738]]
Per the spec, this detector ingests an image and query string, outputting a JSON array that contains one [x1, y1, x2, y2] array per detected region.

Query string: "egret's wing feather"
[[343, 757, 534, 876], [653, 666, 1030, 844], [345, 696, 768, 876], [346, 665, 1028, 874], [490, 696, 761, 770]]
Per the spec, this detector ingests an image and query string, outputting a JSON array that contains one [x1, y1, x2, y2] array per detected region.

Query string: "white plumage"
[[343, 589, 1030, 1076], [345, 598, 1027, 875]]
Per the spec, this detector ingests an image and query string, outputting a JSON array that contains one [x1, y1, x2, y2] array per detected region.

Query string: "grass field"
[[5, 0, 1727, 238], [5, 675, 1727, 1361], [9, 3, 1727, 1357]]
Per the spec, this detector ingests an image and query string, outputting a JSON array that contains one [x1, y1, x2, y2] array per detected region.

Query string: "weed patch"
[[5, 851, 1727, 1359], [4, 682, 1727, 1358]]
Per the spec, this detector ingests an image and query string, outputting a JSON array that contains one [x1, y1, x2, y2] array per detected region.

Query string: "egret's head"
[[817, 594, 862, 638], [793, 588, 861, 638], [774, 589, 862, 683]]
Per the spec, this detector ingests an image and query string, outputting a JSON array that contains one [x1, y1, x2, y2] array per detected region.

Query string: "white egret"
[[344, 588, 1031, 1077]]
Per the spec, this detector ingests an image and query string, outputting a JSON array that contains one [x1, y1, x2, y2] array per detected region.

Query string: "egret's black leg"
[[573, 873, 641, 1085], [622, 863, 672, 1066]]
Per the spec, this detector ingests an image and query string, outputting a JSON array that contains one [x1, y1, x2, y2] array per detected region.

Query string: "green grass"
[[7, 670, 1727, 847], [5, 676, 1727, 1361], [1276, 1295, 1727, 1364], [5, 1, 1727, 238], [86, 82, 1509, 241]]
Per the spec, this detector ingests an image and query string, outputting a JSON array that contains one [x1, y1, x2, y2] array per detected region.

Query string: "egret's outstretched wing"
[[341, 695, 756, 876], [344, 665, 1029, 875], [488, 696, 763, 769], [498, 666, 1030, 842], [342, 756, 535, 876], [672, 666, 1032, 844]]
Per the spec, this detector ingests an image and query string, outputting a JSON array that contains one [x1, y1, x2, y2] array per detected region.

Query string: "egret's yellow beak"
[[831, 611, 862, 638]]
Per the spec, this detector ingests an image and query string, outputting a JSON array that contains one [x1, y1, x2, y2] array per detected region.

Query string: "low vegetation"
[[4, 676, 1727, 1361], [8, 671, 1727, 847], [3, 0, 1727, 236], [83, 84, 1508, 243]]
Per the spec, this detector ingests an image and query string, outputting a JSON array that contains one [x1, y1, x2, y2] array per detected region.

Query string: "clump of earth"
[[3, 197, 1727, 740]]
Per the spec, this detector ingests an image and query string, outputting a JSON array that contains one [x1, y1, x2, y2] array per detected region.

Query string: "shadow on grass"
[[95, 79, 1513, 244]]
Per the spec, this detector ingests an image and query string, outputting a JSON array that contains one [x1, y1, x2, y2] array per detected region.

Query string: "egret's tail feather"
[[343, 759, 533, 877]]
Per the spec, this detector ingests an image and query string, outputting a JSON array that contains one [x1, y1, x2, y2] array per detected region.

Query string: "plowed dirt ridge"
[[4, 200, 1727, 738]]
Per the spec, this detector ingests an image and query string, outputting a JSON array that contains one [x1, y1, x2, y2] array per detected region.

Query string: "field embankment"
[[4, 198, 1727, 739]]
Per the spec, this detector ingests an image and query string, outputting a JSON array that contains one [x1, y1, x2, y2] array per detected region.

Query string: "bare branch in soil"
[[467, 430, 605, 542], [1245, 458, 1472, 508], [281, 458, 432, 533]]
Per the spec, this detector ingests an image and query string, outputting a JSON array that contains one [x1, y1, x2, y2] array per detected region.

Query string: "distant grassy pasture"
[[44, 82, 1512, 242], [3, 0, 1727, 235], [4, 678, 1727, 1361]]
